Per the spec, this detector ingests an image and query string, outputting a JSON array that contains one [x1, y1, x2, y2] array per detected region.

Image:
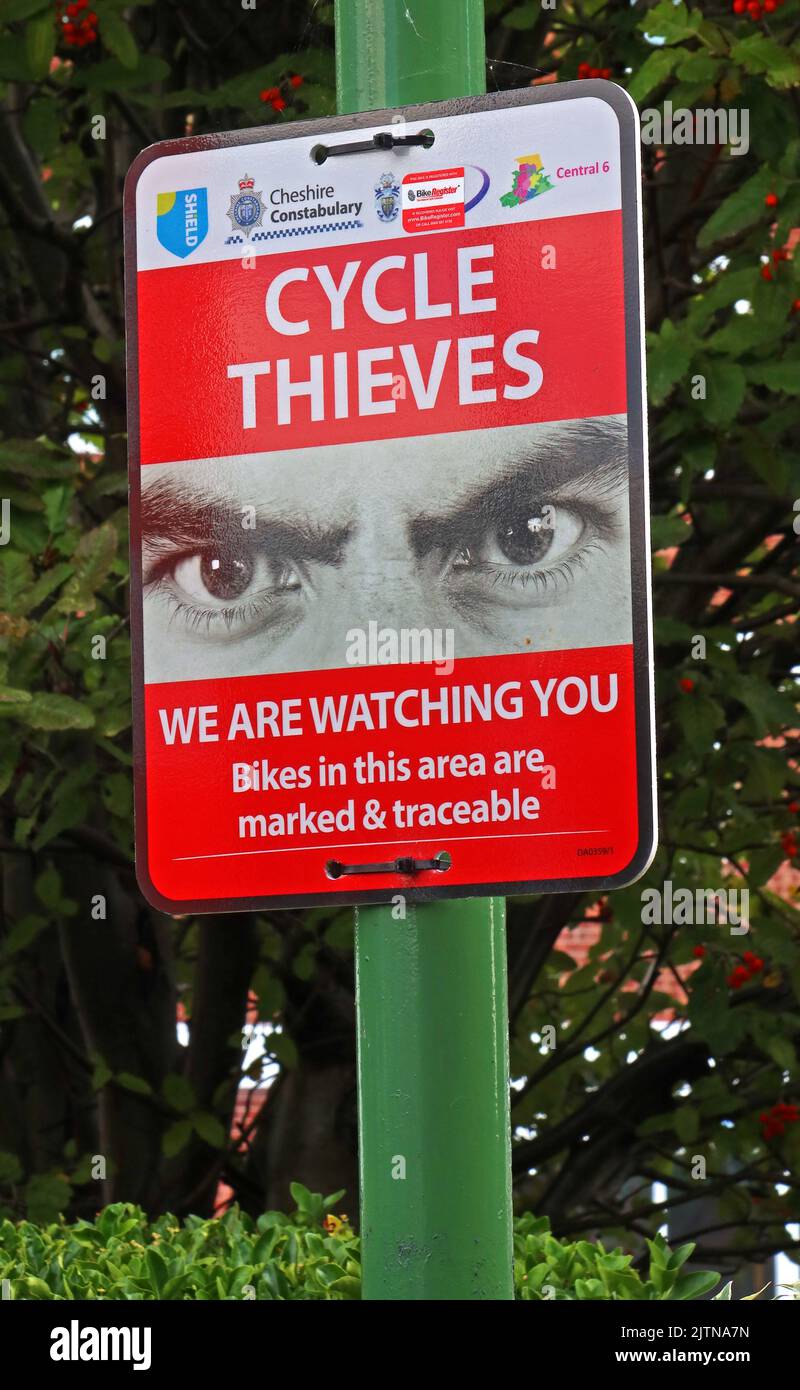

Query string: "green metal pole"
[[335, 0, 514, 1301]]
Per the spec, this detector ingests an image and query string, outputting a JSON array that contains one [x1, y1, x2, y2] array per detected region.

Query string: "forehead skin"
[[139, 414, 628, 533]]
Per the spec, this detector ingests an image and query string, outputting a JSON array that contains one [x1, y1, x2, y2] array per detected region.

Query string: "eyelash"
[[144, 555, 295, 638], [154, 589, 280, 634], [483, 541, 603, 593]]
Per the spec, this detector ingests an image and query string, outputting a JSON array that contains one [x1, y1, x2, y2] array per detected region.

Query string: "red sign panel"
[[125, 86, 656, 912]]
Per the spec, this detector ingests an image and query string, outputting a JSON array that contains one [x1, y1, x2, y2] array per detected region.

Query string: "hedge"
[[0, 1183, 730, 1300]]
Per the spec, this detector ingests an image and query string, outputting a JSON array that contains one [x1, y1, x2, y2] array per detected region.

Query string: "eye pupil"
[[200, 549, 254, 600], [497, 510, 554, 566]]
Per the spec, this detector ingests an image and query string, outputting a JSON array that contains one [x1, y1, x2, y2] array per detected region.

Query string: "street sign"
[[125, 84, 656, 913]]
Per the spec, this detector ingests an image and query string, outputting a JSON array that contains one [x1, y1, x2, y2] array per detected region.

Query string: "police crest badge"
[[375, 172, 400, 223], [226, 175, 266, 238]]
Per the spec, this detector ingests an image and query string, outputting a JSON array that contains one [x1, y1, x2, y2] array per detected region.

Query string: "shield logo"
[[156, 188, 208, 259], [375, 173, 400, 223]]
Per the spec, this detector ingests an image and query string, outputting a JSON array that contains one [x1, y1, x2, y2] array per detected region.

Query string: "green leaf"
[[80, 53, 169, 91], [647, 319, 693, 406], [22, 1275, 54, 1299], [19, 693, 95, 731], [651, 514, 691, 550], [746, 362, 800, 396], [0, 685, 32, 708], [765, 1037, 796, 1072], [327, 1274, 361, 1298], [503, 3, 536, 29], [146, 1247, 168, 1294], [676, 53, 720, 82], [698, 168, 777, 248], [117, 1072, 153, 1096], [672, 1269, 721, 1299], [25, 1172, 71, 1224], [90, 1055, 113, 1090], [192, 1112, 227, 1148], [0, 1150, 24, 1184], [162, 1073, 195, 1114], [290, 1181, 313, 1212], [0, 551, 33, 612], [674, 1106, 699, 1143], [666, 1241, 695, 1271], [727, 674, 798, 736], [637, 0, 700, 44], [675, 693, 725, 753], [702, 361, 746, 426], [0, 439, 75, 479], [24, 11, 55, 79], [34, 863, 63, 911], [20, 562, 73, 614], [162, 1119, 193, 1158], [730, 35, 800, 90], [4, 0, 52, 19], [56, 522, 117, 614], [100, 11, 139, 68], [627, 48, 678, 105]]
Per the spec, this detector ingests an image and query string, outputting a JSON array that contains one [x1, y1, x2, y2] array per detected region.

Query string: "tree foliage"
[[0, 0, 798, 1278]]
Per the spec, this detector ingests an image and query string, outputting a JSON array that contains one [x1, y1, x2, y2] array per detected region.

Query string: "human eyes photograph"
[[0, 0, 798, 1367], [139, 415, 632, 680]]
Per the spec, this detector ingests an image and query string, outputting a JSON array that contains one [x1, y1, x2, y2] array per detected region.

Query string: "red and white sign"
[[125, 86, 656, 913], [402, 167, 465, 232]]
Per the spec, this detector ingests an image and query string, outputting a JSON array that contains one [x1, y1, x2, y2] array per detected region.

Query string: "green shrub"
[[0, 1185, 720, 1300]]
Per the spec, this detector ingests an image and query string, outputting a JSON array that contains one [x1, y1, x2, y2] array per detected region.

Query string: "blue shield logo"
[[156, 188, 208, 259]]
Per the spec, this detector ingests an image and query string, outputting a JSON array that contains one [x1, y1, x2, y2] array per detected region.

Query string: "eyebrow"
[[140, 418, 628, 564], [410, 421, 628, 557], [141, 478, 353, 564]]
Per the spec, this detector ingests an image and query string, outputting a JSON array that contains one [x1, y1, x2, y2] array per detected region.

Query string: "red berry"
[[679, 677, 695, 693], [577, 63, 589, 78], [765, 192, 779, 208], [747, 0, 761, 14], [692, 945, 706, 959], [601, 68, 611, 79], [788, 801, 799, 813], [271, 97, 286, 112], [764, 0, 777, 9], [792, 299, 800, 313], [733, 0, 747, 9], [760, 265, 773, 280], [781, 832, 798, 857], [750, 957, 764, 972], [290, 74, 304, 88]]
